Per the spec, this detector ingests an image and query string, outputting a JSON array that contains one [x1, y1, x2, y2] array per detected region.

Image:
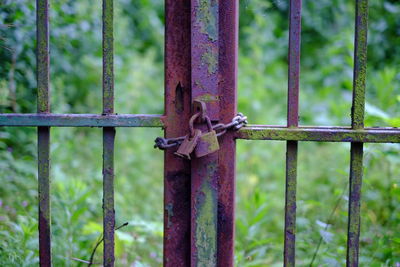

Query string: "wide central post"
[[190, 0, 219, 266], [163, 1, 237, 266], [190, 0, 238, 266]]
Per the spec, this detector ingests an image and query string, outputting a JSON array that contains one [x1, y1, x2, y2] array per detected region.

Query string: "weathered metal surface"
[[194, 129, 219, 158], [190, 0, 238, 265], [191, 0, 220, 121], [154, 113, 246, 150], [191, 158, 218, 266], [37, 0, 51, 266], [164, 0, 192, 266], [216, 1, 238, 265], [191, 0, 219, 265], [0, 114, 163, 127], [191, 0, 220, 265], [284, 141, 297, 267], [284, 0, 302, 265], [103, 127, 115, 267], [347, 1, 368, 266], [102, 0, 115, 266], [37, 0, 49, 114], [175, 129, 202, 160], [103, 0, 114, 115], [347, 143, 363, 267], [351, 0, 368, 130], [194, 116, 219, 158], [237, 126, 400, 143], [287, 0, 301, 129], [38, 127, 51, 267]]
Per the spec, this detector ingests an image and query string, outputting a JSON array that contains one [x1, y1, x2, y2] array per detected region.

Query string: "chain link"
[[154, 113, 248, 150]]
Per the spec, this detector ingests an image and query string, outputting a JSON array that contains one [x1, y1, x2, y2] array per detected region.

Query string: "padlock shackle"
[[189, 112, 201, 137], [189, 112, 213, 137], [205, 116, 213, 131]]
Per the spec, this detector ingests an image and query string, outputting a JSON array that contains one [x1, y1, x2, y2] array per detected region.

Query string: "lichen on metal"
[[201, 46, 218, 74], [194, 163, 218, 267], [102, 0, 115, 266], [351, 0, 368, 130], [102, 0, 114, 115], [237, 126, 400, 143], [346, 142, 364, 266], [0, 114, 164, 127], [196, 0, 218, 41], [193, 90, 219, 101]]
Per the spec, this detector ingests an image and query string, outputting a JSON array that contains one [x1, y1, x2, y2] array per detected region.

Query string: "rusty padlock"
[[194, 115, 220, 158], [174, 113, 202, 160], [174, 129, 201, 160]]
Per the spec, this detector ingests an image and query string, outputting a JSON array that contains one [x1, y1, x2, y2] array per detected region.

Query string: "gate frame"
[[1, 0, 399, 266]]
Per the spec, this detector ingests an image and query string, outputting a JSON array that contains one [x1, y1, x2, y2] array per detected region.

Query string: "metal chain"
[[154, 113, 248, 150]]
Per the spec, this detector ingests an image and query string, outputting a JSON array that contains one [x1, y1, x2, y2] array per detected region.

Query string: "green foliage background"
[[0, 0, 399, 266]]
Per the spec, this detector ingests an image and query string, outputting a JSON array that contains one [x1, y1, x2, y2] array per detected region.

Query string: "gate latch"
[[154, 101, 248, 159], [174, 101, 220, 160]]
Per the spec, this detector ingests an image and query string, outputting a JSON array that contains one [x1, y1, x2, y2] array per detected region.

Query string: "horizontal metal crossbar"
[[236, 126, 400, 143], [0, 113, 164, 127], [2, 114, 398, 144], [2, 114, 399, 144]]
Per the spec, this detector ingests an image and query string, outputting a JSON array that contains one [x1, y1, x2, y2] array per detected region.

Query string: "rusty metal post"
[[37, 0, 51, 266], [284, 0, 302, 266], [102, 0, 115, 266], [164, 1, 192, 266], [190, 0, 238, 266], [190, 0, 219, 264], [216, 1, 238, 266], [347, 0, 368, 266]]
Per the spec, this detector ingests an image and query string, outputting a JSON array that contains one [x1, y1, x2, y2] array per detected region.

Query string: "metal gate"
[[1, 0, 399, 266]]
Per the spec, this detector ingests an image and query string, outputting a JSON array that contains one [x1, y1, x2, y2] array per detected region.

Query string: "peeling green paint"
[[196, 0, 218, 41], [201, 47, 218, 74], [195, 163, 217, 267], [194, 93, 219, 103]]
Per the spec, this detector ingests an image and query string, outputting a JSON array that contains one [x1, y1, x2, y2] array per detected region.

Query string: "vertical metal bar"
[[37, 0, 51, 266], [102, 127, 115, 266], [217, 1, 238, 266], [37, 0, 49, 115], [102, 0, 114, 115], [191, 0, 219, 265], [351, 0, 368, 131], [284, 141, 297, 267], [38, 128, 51, 266], [189, 1, 238, 265], [347, 0, 368, 266], [102, 0, 115, 266], [164, 1, 192, 266], [284, 0, 302, 266], [347, 142, 363, 267]]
